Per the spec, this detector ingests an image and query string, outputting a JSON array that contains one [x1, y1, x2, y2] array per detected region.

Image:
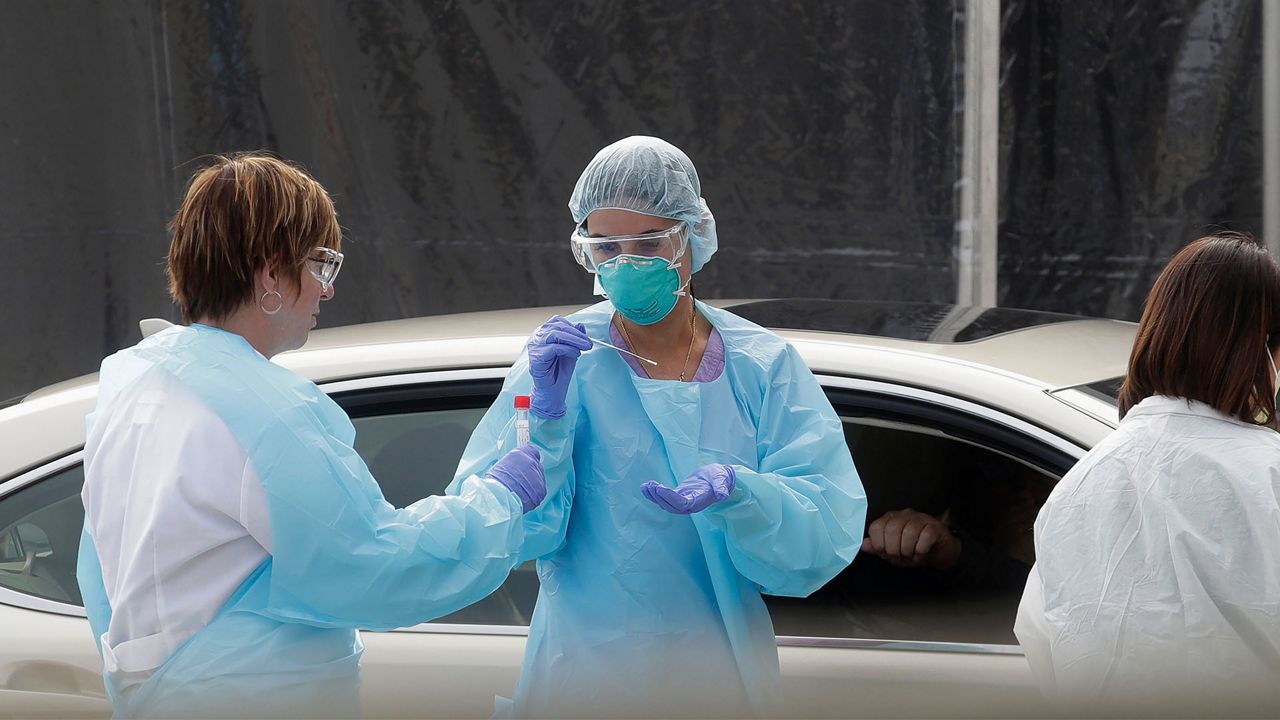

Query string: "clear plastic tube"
[[514, 394, 531, 446]]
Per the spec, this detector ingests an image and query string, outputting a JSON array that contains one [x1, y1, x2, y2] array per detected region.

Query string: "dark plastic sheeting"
[[0, 0, 1263, 400], [1, 0, 961, 399], [999, 0, 1264, 318]]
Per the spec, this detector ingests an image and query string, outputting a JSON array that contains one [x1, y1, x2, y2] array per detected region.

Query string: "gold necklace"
[[617, 303, 699, 382]]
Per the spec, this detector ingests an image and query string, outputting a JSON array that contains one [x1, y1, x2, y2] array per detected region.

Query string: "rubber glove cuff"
[[485, 445, 546, 513], [530, 393, 566, 420]]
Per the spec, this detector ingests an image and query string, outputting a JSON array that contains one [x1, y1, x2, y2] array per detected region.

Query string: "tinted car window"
[[354, 407, 489, 507], [0, 464, 85, 605], [9, 379, 1064, 646], [0, 385, 524, 623], [347, 384, 1065, 644], [348, 396, 538, 627], [766, 417, 1056, 645]]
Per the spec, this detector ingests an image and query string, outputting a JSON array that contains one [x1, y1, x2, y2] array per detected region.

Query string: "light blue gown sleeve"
[[256, 423, 531, 631], [86, 331, 534, 635], [448, 351, 580, 564], [195, 363, 534, 632], [76, 524, 112, 654], [702, 344, 867, 597]]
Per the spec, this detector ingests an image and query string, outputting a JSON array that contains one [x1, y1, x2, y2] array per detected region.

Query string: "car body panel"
[[778, 643, 1042, 718], [0, 387, 95, 482], [358, 629, 524, 719], [0, 605, 110, 720], [0, 302, 1137, 718]]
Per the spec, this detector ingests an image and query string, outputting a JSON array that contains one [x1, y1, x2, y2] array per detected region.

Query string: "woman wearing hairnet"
[[450, 136, 867, 718], [1015, 234, 1280, 716], [77, 154, 546, 718]]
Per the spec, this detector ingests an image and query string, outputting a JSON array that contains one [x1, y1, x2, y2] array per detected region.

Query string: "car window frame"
[[0, 368, 1090, 659], [363, 372, 1089, 657], [0, 449, 88, 617], [323, 367, 530, 636]]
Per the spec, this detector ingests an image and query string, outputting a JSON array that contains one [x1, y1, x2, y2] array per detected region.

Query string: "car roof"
[[16, 299, 1134, 404], [290, 299, 1133, 388], [2, 300, 1133, 480]]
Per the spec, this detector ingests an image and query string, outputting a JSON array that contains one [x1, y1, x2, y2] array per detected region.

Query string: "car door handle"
[[0, 660, 110, 719]]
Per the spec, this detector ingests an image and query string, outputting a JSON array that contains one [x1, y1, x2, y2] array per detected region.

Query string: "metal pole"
[[1265, 0, 1280, 256], [957, 0, 1000, 307]]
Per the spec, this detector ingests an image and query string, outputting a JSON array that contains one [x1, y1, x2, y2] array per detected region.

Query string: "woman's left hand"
[[641, 464, 736, 515]]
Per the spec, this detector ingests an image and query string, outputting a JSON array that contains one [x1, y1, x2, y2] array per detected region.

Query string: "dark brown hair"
[[167, 153, 341, 322], [1118, 233, 1280, 425]]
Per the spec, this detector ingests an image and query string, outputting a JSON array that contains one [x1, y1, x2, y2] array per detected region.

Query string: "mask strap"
[[670, 227, 691, 296], [673, 270, 691, 298]]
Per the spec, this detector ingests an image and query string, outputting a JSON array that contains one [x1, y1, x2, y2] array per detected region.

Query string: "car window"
[[346, 380, 1070, 643], [340, 380, 539, 627], [4, 377, 1068, 648], [765, 410, 1060, 646], [0, 379, 523, 623], [351, 403, 541, 627], [354, 407, 489, 507], [0, 463, 85, 606]]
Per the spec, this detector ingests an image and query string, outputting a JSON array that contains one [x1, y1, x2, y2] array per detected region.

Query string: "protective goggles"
[[306, 246, 343, 291], [570, 223, 688, 273]]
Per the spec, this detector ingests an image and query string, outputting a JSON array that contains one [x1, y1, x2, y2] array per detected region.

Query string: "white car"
[[0, 299, 1134, 719]]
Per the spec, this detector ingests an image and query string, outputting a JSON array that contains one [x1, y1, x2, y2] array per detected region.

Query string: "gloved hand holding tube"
[[641, 463, 736, 515], [528, 315, 592, 419], [486, 445, 546, 513]]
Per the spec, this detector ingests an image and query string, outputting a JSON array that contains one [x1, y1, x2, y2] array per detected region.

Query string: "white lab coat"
[[82, 368, 273, 702], [1015, 395, 1280, 715]]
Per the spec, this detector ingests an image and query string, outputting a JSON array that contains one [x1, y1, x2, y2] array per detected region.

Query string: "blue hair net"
[[568, 136, 719, 273]]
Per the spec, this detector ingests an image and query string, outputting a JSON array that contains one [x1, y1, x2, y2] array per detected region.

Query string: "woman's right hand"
[[486, 445, 546, 513], [527, 315, 591, 419]]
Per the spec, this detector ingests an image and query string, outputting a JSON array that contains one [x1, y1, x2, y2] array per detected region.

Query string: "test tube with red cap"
[[514, 395, 531, 446]]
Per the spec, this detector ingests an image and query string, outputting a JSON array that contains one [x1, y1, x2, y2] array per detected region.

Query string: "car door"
[[772, 376, 1083, 718], [0, 368, 1083, 719], [321, 369, 531, 719], [339, 371, 1086, 718], [0, 455, 111, 720], [0, 367, 522, 720]]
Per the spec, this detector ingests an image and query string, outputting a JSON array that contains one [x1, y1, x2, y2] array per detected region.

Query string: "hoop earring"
[[259, 290, 283, 316]]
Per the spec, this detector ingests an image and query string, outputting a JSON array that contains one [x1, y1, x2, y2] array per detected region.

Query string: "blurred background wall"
[[0, 0, 1262, 400]]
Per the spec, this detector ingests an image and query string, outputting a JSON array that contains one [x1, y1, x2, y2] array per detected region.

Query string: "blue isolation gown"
[[449, 300, 867, 718], [77, 324, 528, 718]]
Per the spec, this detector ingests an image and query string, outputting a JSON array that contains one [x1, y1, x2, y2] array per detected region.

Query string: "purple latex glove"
[[641, 464, 737, 515], [527, 315, 592, 419], [486, 445, 546, 513]]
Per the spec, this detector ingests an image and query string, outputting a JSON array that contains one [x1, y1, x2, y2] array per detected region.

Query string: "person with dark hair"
[[1015, 233, 1280, 715], [77, 153, 546, 718]]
